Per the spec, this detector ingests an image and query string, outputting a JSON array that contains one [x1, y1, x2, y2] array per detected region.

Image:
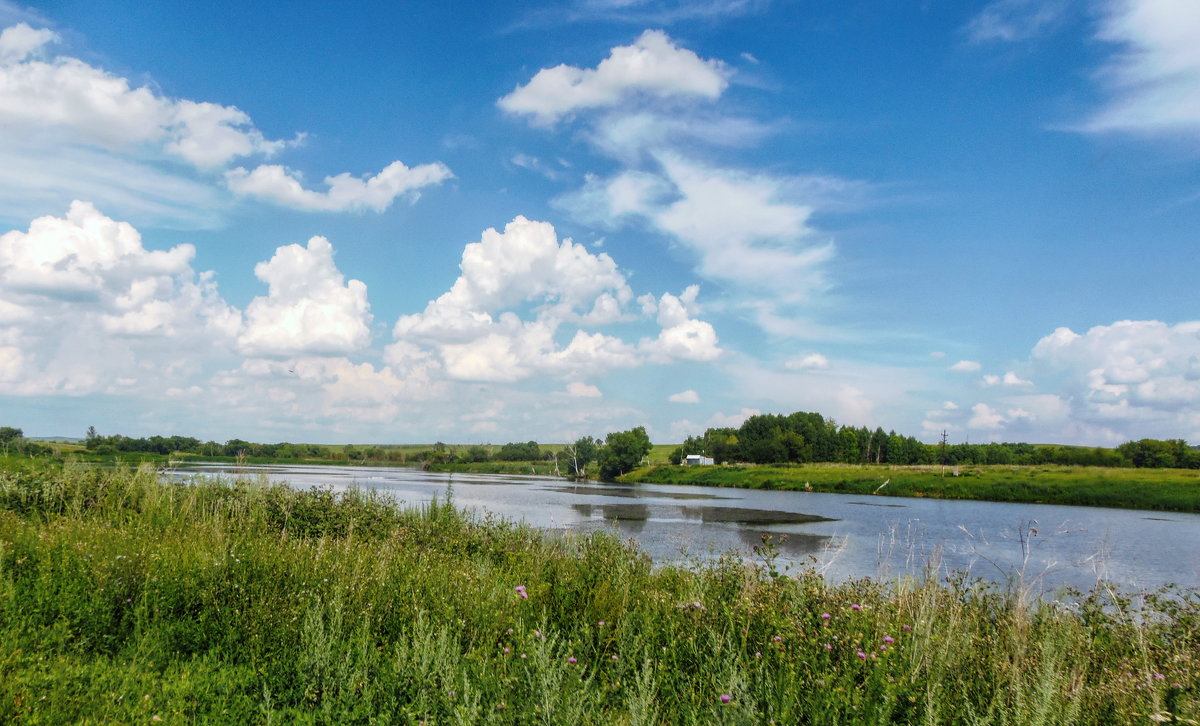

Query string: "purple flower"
[[611, 655, 618, 661], [567, 657, 577, 664], [720, 694, 732, 704], [856, 650, 867, 659], [503, 647, 510, 654], [883, 636, 894, 644], [821, 613, 831, 620], [1153, 673, 1165, 680], [772, 635, 782, 643], [824, 643, 833, 650], [515, 585, 528, 599], [902, 625, 912, 632], [755, 651, 762, 658], [880, 645, 887, 651], [851, 604, 861, 611], [598, 621, 605, 627]]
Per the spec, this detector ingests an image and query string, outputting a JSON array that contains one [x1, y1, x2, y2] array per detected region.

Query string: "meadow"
[[0, 458, 1196, 724], [621, 463, 1200, 513]]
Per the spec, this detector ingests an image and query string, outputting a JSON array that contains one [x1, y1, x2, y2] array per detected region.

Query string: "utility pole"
[[940, 429, 949, 477]]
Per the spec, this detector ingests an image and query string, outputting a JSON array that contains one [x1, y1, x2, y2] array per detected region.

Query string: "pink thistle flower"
[[755, 651, 762, 658], [567, 657, 577, 664], [515, 585, 528, 599], [902, 625, 912, 632], [856, 650, 867, 659], [883, 636, 894, 643], [821, 613, 831, 620], [851, 604, 861, 611], [772, 635, 782, 643], [720, 694, 732, 703], [824, 643, 833, 650]]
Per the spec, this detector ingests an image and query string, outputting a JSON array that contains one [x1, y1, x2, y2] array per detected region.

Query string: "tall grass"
[[0, 460, 1196, 724], [622, 463, 1200, 513]]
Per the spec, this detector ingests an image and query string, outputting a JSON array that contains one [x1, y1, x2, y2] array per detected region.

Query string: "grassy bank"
[[0, 460, 1196, 724], [619, 463, 1200, 513], [425, 460, 571, 477]]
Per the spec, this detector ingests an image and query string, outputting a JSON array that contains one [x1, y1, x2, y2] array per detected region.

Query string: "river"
[[174, 463, 1200, 594]]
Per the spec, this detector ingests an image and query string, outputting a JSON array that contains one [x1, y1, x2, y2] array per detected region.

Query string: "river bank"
[[0, 460, 1195, 723], [619, 463, 1200, 513]]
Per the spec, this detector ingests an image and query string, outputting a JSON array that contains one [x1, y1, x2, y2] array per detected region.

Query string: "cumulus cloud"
[[0, 24, 283, 168], [1030, 320, 1200, 439], [1084, 0, 1200, 136], [982, 371, 1034, 387], [950, 360, 982, 372], [225, 160, 453, 212], [967, 402, 1006, 430], [238, 236, 372, 358], [0, 201, 239, 395], [785, 353, 830, 371], [498, 29, 728, 125], [393, 216, 718, 382], [668, 389, 700, 403], [567, 381, 602, 397]]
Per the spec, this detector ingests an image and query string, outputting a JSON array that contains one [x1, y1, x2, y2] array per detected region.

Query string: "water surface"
[[174, 463, 1200, 593]]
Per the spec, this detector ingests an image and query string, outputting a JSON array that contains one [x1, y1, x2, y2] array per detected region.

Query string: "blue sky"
[[1, 0, 1197, 445]]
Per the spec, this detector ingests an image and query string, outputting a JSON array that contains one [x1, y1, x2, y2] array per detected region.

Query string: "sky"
[[0, 0, 1197, 446]]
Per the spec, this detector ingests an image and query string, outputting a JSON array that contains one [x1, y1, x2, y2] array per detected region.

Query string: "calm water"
[[174, 463, 1200, 593]]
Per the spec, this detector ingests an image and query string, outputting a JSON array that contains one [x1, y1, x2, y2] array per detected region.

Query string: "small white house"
[[683, 454, 714, 466]]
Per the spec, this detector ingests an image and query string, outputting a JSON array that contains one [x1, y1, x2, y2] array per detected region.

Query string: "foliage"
[[564, 436, 599, 478], [0, 460, 1196, 723], [621, 463, 1200, 513], [597, 426, 652, 481]]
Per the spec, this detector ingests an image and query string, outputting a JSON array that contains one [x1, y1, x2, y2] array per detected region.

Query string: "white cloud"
[[785, 353, 830, 371], [641, 286, 721, 362], [1029, 320, 1200, 439], [0, 201, 239, 395], [982, 370, 1034, 387], [707, 407, 760, 429], [567, 381, 602, 397], [237, 236, 372, 357], [943, 401, 959, 410], [968, 402, 1006, 430], [0, 24, 282, 168], [1084, 0, 1200, 136], [498, 29, 728, 126], [950, 359, 982, 372], [393, 216, 718, 382], [668, 389, 699, 403], [966, 0, 1068, 42], [225, 160, 453, 212]]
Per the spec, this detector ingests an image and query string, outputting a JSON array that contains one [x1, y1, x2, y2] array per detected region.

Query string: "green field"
[[619, 463, 1200, 513], [0, 459, 1196, 723]]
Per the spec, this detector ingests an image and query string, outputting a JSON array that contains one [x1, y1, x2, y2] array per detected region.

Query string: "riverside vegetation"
[[1, 458, 1197, 724]]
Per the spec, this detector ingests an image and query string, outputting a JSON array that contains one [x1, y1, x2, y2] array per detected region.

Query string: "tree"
[[0, 426, 22, 455], [565, 436, 598, 478], [597, 426, 652, 481]]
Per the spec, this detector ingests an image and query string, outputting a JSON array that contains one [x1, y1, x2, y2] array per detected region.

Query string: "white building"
[[683, 454, 714, 466]]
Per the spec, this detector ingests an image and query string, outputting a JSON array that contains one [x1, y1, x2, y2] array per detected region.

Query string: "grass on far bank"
[[619, 463, 1200, 513], [0, 458, 1197, 724]]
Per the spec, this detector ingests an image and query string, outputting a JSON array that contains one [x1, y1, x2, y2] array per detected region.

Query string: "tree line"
[[669, 411, 1200, 469]]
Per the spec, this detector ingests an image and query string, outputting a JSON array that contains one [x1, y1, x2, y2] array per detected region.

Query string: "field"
[[0, 459, 1196, 724], [620, 463, 1200, 513]]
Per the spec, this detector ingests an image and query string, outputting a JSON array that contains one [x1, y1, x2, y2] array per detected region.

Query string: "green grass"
[[619, 463, 1200, 513], [0, 459, 1196, 724]]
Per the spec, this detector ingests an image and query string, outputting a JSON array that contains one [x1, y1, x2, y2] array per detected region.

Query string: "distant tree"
[[0, 426, 22, 455], [565, 436, 598, 477], [597, 426, 652, 481]]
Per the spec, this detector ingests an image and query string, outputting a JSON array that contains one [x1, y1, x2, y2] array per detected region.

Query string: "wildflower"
[[773, 635, 782, 643], [1173, 683, 1182, 688], [824, 643, 833, 650], [880, 645, 887, 651], [851, 604, 861, 611], [611, 655, 618, 661], [520, 653, 527, 659], [902, 625, 912, 632], [598, 621, 605, 627], [755, 652, 763, 658], [856, 650, 866, 659], [515, 585, 528, 599], [821, 613, 831, 620], [506, 628, 513, 634], [720, 694, 732, 703], [883, 636, 894, 644], [568, 657, 577, 664], [503, 647, 510, 654], [1153, 673, 1165, 680]]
